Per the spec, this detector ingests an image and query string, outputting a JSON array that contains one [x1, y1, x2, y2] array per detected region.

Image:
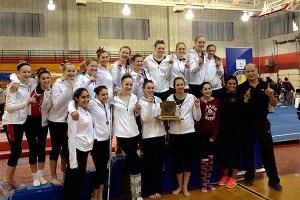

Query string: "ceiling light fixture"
[[241, 11, 250, 22], [48, 0, 56, 11], [185, 8, 194, 20], [122, 4, 131, 16], [293, 21, 299, 32]]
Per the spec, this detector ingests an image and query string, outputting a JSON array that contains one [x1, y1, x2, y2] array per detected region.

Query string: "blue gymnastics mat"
[[268, 107, 300, 142]]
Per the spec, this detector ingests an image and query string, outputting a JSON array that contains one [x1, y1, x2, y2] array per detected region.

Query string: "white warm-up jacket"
[[187, 49, 206, 85], [203, 56, 224, 90], [95, 66, 114, 99], [139, 96, 167, 139], [67, 106, 94, 169], [112, 93, 139, 138], [144, 54, 171, 93], [167, 93, 201, 134], [73, 73, 96, 99], [168, 54, 190, 89], [48, 78, 73, 123], [2, 83, 31, 125], [111, 61, 132, 91]]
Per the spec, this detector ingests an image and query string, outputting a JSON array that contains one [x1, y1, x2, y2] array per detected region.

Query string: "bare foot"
[[172, 187, 182, 195], [61, 159, 67, 173], [183, 189, 191, 197], [155, 193, 161, 198], [149, 194, 156, 198], [50, 178, 63, 186], [61, 164, 66, 173]]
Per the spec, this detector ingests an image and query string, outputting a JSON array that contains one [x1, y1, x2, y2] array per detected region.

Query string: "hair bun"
[[60, 60, 69, 68], [96, 46, 106, 54], [36, 67, 48, 75]]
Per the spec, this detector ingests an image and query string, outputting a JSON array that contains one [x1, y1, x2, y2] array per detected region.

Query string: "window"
[[192, 21, 234, 41], [260, 13, 297, 39], [0, 12, 44, 37], [98, 17, 150, 40]]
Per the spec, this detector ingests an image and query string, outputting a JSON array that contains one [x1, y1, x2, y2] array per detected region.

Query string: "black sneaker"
[[244, 178, 254, 186], [268, 180, 282, 191]]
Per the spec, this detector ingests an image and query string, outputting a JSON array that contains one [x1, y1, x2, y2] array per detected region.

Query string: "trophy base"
[[155, 116, 183, 121]]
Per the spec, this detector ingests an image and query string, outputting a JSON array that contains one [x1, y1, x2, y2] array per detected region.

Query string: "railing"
[[0, 50, 158, 63]]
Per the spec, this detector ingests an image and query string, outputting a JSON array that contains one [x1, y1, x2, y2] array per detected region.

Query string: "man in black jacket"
[[237, 63, 282, 191]]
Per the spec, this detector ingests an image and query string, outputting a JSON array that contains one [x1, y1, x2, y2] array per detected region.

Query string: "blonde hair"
[[194, 34, 206, 43], [60, 60, 73, 71], [84, 58, 98, 66]]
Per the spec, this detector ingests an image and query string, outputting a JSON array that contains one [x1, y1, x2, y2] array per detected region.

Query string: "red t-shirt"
[[30, 86, 44, 117], [195, 98, 220, 140]]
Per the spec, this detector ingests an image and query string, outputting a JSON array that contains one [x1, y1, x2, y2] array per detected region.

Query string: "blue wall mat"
[[225, 47, 253, 75], [0, 73, 34, 82], [0, 73, 11, 81]]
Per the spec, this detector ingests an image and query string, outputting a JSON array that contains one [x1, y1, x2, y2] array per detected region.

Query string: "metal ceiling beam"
[[86, 0, 262, 11]]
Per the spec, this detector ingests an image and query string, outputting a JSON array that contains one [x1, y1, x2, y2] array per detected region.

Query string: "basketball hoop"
[[259, 0, 290, 17]]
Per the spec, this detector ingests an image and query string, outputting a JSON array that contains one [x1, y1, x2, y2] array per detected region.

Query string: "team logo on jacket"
[[229, 97, 236, 103], [205, 104, 217, 121]]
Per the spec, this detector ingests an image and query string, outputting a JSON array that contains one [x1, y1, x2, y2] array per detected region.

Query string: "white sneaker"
[[38, 170, 47, 185], [32, 172, 41, 187]]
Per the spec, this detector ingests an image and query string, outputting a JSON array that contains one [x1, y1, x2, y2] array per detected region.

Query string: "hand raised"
[[185, 60, 190, 68], [27, 94, 37, 106], [198, 57, 203, 67], [194, 97, 200, 108], [66, 79, 73, 88], [90, 75, 96, 82], [168, 55, 174, 65], [117, 59, 123, 69], [216, 60, 221, 67], [147, 95, 154, 104], [135, 100, 142, 113], [244, 88, 251, 102], [265, 83, 274, 97]]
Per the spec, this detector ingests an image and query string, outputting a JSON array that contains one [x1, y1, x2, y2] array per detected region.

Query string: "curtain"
[[260, 12, 296, 39], [0, 12, 44, 37], [192, 21, 234, 41], [98, 17, 150, 40]]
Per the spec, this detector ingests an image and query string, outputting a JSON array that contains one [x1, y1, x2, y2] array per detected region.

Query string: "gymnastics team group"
[[0, 34, 282, 200]]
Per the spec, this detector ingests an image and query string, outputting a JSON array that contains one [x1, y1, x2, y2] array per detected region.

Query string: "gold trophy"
[[155, 101, 182, 120]]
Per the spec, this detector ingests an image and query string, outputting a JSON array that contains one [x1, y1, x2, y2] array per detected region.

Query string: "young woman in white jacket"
[[112, 73, 143, 200], [0, 61, 37, 196], [9, 67, 51, 187], [90, 86, 111, 200], [168, 42, 191, 92], [139, 79, 166, 198], [24, 68, 51, 187], [167, 77, 201, 197], [95, 46, 115, 102], [48, 61, 75, 186], [130, 54, 150, 98], [144, 40, 172, 100], [73, 58, 97, 99], [64, 88, 94, 200], [69, 85, 112, 200], [111, 46, 132, 92], [203, 44, 224, 99], [187, 34, 206, 98]]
